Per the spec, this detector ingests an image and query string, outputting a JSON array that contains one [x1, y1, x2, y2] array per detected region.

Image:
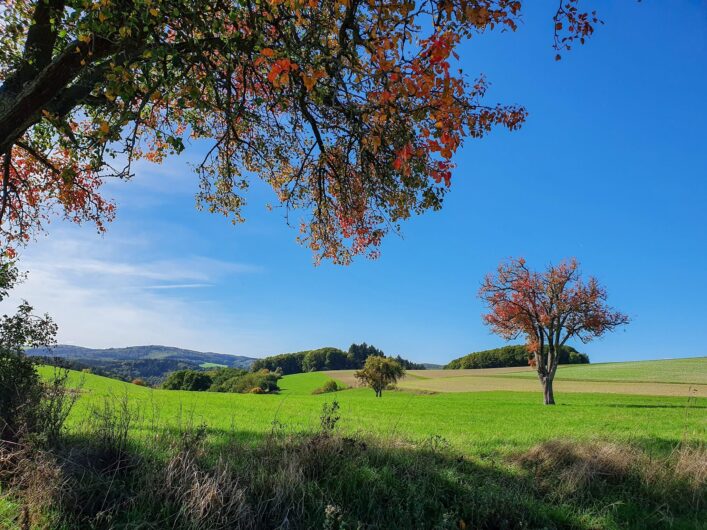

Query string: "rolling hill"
[[26, 344, 256, 367], [27, 344, 257, 385]]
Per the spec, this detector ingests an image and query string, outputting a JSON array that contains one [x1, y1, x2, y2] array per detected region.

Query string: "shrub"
[[162, 370, 212, 391], [0, 262, 60, 442], [208, 367, 248, 392], [312, 380, 340, 395], [222, 369, 281, 394]]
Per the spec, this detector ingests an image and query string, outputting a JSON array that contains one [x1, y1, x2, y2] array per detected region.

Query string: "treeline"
[[251, 343, 425, 375], [162, 367, 281, 393], [445, 345, 589, 370]]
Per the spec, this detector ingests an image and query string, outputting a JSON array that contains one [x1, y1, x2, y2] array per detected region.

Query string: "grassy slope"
[[506, 356, 707, 384], [38, 366, 705, 456]]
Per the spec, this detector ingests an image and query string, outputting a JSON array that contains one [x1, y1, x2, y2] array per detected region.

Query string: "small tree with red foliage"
[[479, 258, 628, 404]]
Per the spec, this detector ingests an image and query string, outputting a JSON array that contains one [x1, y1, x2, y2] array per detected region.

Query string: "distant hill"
[[26, 344, 257, 386], [26, 344, 256, 368]]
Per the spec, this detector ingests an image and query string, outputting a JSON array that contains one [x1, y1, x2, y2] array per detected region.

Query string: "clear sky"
[[5, 1, 707, 364]]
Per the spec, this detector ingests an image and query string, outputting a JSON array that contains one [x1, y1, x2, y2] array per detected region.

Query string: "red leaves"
[[479, 257, 628, 353], [0, 145, 114, 249], [1, 0, 602, 263], [267, 58, 298, 88]]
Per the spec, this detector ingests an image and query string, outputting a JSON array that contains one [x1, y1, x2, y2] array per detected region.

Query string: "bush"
[[445, 345, 589, 369], [221, 369, 281, 394], [312, 380, 340, 395], [162, 370, 212, 391], [0, 348, 43, 441]]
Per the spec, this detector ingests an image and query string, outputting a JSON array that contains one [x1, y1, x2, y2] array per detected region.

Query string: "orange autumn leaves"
[[260, 48, 326, 91], [1, 0, 601, 262]]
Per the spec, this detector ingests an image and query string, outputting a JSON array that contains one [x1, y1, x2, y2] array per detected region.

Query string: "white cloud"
[[0, 229, 264, 355]]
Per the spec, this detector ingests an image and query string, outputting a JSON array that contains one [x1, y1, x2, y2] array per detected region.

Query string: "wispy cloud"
[[142, 283, 212, 290], [0, 228, 265, 355]]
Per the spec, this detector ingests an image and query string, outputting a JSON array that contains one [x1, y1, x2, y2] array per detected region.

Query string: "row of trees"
[[445, 345, 589, 370], [252, 343, 425, 375]]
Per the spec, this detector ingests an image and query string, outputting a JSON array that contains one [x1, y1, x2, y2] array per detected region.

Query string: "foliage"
[[479, 258, 628, 404], [215, 369, 281, 394], [311, 380, 341, 395], [0, 260, 58, 441], [0, 0, 601, 260], [254, 344, 422, 376], [161, 370, 212, 391], [319, 400, 340, 433], [347, 342, 384, 367], [207, 367, 248, 392], [390, 355, 427, 370], [354, 356, 405, 397], [302, 347, 349, 372], [252, 351, 307, 375], [161, 367, 281, 394], [445, 345, 589, 369]]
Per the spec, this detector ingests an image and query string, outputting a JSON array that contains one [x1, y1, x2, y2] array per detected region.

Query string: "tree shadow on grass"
[[605, 403, 707, 410]]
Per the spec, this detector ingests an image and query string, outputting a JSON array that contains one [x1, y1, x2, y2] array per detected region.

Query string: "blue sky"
[[6, 1, 707, 364]]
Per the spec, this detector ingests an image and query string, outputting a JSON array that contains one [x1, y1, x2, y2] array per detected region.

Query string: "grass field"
[[37, 361, 706, 455], [3, 360, 700, 529]]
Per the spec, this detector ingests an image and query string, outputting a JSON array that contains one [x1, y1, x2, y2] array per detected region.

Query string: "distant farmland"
[[326, 357, 707, 397]]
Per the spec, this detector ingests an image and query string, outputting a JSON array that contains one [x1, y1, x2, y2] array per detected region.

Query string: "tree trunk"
[[543, 377, 555, 405]]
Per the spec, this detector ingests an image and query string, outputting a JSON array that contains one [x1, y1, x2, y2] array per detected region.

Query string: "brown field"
[[325, 367, 707, 398]]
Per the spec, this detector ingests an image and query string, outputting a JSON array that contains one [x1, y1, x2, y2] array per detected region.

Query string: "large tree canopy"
[[0, 0, 599, 262]]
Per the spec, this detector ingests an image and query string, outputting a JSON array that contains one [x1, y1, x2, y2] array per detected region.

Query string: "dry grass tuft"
[[0, 444, 65, 528], [162, 450, 253, 530], [515, 439, 706, 511]]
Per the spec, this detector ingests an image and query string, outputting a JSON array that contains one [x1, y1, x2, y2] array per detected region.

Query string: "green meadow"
[[39, 363, 706, 456], [0, 361, 702, 529], [506, 357, 707, 385]]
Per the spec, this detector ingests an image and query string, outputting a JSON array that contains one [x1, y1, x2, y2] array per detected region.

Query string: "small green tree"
[[354, 357, 405, 398]]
